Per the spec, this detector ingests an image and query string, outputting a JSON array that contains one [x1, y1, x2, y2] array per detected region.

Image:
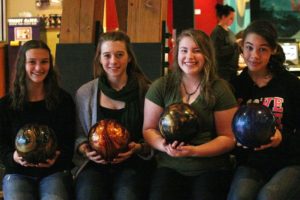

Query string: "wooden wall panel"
[[94, 0, 104, 44], [127, 0, 163, 42], [60, 0, 166, 43], [60, 0, 81, 43], [94, 0, 105, 23], [79, 0, 96, 43], [60, 0, 104, 43], [161, 0, 168, 22], [115, 0, 128, 32]]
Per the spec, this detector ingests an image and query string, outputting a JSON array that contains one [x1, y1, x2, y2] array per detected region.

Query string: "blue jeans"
[[149, 167, 232, 200], [75, 161, 152, 200], [227, 165, 300, 200], [3, 171, 73, 200]]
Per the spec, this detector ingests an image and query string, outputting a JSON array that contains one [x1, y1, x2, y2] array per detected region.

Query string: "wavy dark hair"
[[242, 20, 287, 75], [93, 31, 151, 106], [168, 29, 220, 106], [11, 40, 60, 110]]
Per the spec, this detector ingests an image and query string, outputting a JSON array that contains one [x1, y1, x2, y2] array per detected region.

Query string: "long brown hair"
[[169, 29, 219, 106], [93, 31, 151, 106], [11, 40, 60, 110]]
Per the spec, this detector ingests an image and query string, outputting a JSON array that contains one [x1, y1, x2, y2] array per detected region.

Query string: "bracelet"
[[79, 143, 89, 155], [139, 143, 151, 155], [136, 142, 154, 160], [137, 143, 145, 154]]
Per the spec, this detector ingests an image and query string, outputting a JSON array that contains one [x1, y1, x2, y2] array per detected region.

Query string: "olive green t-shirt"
[[146, 75, 237, 176]]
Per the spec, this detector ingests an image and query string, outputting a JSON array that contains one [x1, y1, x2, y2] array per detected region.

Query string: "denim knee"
[[228, 166, 265, 200], [39, 171, 73, 200], [257, 166, 300, 200], [3, 174, 38, 200], [75, 167, 111, 200], [114, 168, 143, 200]]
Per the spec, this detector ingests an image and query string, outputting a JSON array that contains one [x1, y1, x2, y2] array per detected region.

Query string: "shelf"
[[287, 66, 300, 71], [45, 27, 60, 31]]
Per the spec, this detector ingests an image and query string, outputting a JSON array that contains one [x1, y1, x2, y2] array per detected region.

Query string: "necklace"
[[182, 81, 201, 103]]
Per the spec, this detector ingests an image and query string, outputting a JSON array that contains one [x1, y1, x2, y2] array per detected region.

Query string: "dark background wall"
[[173, 0, 194, 34]]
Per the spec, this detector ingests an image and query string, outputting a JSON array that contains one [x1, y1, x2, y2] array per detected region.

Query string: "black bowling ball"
[[232, 103, 276, 148], [15, 124, 57, 164], [159, 103, 201, 143]]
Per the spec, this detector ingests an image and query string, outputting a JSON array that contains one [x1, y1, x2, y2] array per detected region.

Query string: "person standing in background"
[[210, 3, 240, 82]]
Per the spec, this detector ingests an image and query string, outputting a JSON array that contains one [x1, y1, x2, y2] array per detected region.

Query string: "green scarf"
[[98, 75, 143, 141]]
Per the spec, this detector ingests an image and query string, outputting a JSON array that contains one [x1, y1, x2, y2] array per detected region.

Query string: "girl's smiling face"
[[25, 48, 50, 85], [242, 33, 274, 73], [178, 36, 205, 77], [100, 40, 131, 79]]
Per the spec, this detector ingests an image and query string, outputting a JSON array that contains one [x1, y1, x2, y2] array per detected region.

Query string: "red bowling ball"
[[88, 119, 130, 161]]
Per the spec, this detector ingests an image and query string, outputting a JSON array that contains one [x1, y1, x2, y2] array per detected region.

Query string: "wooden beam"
[[115, 0, 128, 32], [60, 0, 81, 43], [60, 0, 104, 43], [79, 0, 96, 43], [94, 0, 105, 23], [127, 0, 163, 42]]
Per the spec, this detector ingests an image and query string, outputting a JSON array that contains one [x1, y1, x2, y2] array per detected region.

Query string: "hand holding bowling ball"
[[232, 103, 276, 148], [88, 119, 130, 162], [15, 124, 57, 164], [159, 103, 201, 143]]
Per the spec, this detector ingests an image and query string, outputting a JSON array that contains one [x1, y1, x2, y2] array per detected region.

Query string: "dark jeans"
[[149, 167, 232, 200], [3, 170, 73, 200], [227, 165, 300, 200], [75, 160, 154, 200]]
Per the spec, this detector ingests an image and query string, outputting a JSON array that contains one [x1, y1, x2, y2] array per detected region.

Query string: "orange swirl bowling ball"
[[159, 103, 201, 143], [88, 119, 130, 162], [15, 124, 57, 164]]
